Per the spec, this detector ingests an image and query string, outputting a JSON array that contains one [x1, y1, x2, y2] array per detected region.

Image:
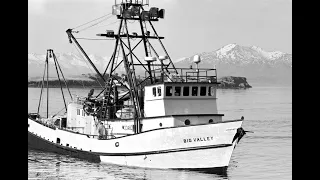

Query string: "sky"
[[28, 0, 292, 61]]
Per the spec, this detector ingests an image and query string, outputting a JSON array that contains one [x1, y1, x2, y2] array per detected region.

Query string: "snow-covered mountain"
[[28, 52, 114, 81], [175, 44, 292, 86], [28, 44, 292, 86], [177, 43, 291, 66]]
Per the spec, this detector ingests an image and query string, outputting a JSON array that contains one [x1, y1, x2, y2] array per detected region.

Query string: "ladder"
[[142, 21, 152, 57], [100, 78, 113, 119], [111, 25, 125, 73], [122, 50, 142, 119]]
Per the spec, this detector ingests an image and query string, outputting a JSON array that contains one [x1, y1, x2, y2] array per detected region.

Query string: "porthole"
[[115, 142, 119, 147], [185, 119, 190, 125], [209, 119, 213, 123], [159, 123, 162, 127]]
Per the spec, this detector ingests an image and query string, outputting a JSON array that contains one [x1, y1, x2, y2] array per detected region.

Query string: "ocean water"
[[28, 86, 292, 180]]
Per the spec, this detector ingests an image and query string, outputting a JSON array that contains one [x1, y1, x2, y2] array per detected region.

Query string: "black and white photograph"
[[28, 0, 292, 179]]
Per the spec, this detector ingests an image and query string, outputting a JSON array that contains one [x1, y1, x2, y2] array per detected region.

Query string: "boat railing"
[[29, 116, 57, 130], [146, 67, 217, 83]]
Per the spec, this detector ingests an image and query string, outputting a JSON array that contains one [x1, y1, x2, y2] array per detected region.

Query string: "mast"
[[50, 49, 68, 112], [46, 49, 49, 118], [37, 57, 47, 116], [66, 0, 180, 134], [37, 49, 73, 118], [102, 0, 170, 133]]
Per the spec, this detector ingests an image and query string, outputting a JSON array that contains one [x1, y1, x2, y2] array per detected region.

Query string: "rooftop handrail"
[[145, 67, 217, 83], [114, 0, 149, 5]]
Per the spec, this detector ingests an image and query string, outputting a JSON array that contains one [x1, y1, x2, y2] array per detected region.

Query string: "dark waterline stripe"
[[95, 144, 232, 156]]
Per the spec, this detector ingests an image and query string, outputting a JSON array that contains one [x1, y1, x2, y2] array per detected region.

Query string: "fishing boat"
[[28, 0, 246, 173]]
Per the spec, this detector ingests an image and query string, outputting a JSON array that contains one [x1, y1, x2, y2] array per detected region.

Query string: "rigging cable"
[[68, 48, 88, 89], [89, 20, 120, 30], [52, 107, 67, 118], [76, 15, 114, 32], [71, 43, 104, 89], [76, 38, 114, 41], [72, 13, 112, 30]]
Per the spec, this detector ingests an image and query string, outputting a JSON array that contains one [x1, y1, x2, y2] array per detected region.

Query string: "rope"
[[72, 13, 112, 30], [90, 20, 120, 30], [52, 107, 67, 118], [76, 38, 114, 41], [76, 15, 114, 32]]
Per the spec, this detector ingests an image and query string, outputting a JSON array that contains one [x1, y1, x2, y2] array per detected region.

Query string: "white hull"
[[28, 118, 243, 169], [100, 141, 237, 169]]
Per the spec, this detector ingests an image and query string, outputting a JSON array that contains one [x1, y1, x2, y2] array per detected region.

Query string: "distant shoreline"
[[28, 76, 253, 89]]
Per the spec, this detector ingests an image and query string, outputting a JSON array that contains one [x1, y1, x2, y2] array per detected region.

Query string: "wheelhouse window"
[[200, 86, 206, 96], [192, 86, 198, 96], [183, 86, 189, 96], [166, 86, 173, 96], [208, 86, 215, 96], [174, 86, 181, 96], [77, 109, 80, 115], [157, 86, 161, 96], [152, 87, 156, 97]]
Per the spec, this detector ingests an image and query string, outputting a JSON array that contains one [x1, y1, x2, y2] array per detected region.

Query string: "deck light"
[[131, 6, 140, 16], [158, 9, 165, 19], [149, 7, 159, 18], [141, 11, 150, 20], [123, 9, 132, 19], [106, 30, 114, 36]]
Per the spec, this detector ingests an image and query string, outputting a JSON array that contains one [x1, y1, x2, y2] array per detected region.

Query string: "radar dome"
[[193, 55, 201, 64]]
